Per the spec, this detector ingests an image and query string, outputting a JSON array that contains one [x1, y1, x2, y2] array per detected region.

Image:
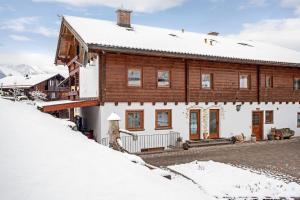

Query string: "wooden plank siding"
[[260, 66, 300, 102], [103, 53, 185, 102], [188, 60, 258, 102], [98, 52, 300, 103]]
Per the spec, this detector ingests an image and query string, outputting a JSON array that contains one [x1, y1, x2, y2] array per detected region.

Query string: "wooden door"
[[252, 111, 263, 140], [209, 109, 219, 139], [189, 110, 200, 140]]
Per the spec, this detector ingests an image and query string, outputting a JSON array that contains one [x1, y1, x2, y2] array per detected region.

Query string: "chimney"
[[116, 9, 132, 28]]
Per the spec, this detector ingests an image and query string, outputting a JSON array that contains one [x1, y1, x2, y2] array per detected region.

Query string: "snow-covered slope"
[[0, 99, 211, 200]]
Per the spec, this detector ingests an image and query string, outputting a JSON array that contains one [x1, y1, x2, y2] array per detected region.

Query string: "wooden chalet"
[[0, 73, 68, 101], [49, 9, 300, 152]]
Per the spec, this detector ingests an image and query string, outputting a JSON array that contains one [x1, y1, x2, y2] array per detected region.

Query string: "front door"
[[209, 109, 219, 139], [252, 111, 263, 140], [189, 110, 200, 140]]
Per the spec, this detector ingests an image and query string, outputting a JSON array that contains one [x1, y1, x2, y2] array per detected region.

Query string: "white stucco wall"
[[78, 102, 300, 145], [97, 102, 300, 141], [79, 56, 99, 98]]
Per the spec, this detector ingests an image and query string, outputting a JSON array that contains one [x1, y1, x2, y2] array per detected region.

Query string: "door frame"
[[252, 111, 264, 140], [189, 109, 201, 140], [209, 109, 220, 139]]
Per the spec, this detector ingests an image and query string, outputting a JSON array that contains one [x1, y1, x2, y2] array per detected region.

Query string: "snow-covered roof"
[[63, 15, 300, 65], [0, 73, 60, 89]]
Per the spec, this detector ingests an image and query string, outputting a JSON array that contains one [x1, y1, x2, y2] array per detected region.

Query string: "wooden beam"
[[40, 100, 100, 112]]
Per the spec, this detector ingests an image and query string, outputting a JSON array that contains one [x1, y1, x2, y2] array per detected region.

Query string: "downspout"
[[257, 65, 260, 103], [185, 59, 189, 104]]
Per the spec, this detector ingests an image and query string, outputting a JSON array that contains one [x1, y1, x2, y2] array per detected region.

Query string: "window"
[[298, 113, 300, 128], [128, 69, 142, 87], [201, 73, 213, 89], [50, 92, 56, 99], [266, 75, 273, 88], [155, 109, 172, 129], [157, 70, 170, 87], [239, 74, 250, 89], [294, 78, 300, 90], [126, 110, 144, 131], [265, 110, 273, 124]]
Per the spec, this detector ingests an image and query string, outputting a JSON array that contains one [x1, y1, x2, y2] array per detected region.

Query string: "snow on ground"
[[169, 160, 300, 199], [0, 98, 211, 200]]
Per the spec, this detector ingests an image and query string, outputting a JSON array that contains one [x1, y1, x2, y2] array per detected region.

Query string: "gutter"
[[88, 43, 300, 68]]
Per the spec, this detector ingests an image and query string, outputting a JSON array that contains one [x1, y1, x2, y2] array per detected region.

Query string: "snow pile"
[[169, 160, 300, 198], [0, 99, 211, 200]]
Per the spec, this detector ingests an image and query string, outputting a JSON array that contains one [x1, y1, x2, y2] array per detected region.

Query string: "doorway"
[[252, 111, 264, 140], [209, 109, 219, 139], [189, 110, 200, 140]]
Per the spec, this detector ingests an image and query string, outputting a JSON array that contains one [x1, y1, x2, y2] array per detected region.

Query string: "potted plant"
[[176, 137, 183, 148], [268, 128, 276, 140], [251, 134, 256, 142]]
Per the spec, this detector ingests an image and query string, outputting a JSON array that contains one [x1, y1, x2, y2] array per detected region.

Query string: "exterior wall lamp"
[[236, 104, 242, 112]]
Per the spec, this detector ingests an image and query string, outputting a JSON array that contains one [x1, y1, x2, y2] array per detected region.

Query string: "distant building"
[[0, 73, 68, 101]]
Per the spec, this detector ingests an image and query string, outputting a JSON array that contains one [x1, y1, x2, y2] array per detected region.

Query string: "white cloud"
[[33, 0, 186, 13], [279, 0, 300, 16], [227, 18, 300, 51], [0, 17, 58, 37], [9, 34, 32, 42]]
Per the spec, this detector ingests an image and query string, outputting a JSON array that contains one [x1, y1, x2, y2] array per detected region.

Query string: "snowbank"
[[169, 160, 300, 198], [0, 99, 210, 200]]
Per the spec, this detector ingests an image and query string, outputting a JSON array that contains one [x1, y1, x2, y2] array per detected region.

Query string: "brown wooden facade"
[[96, 52, 300, 103], [56, 21, 300, 104]]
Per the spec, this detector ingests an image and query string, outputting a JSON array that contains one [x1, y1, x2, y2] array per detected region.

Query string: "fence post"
[[107, 113, 121, 151]]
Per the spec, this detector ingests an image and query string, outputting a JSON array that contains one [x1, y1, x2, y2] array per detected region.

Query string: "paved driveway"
[[141, 137, 300, 183]]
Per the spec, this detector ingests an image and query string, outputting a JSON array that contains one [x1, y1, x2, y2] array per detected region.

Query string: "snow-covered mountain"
[[0, 64, 68, 79], [0, 64, 44, 77], [0, 70, 5, 79]]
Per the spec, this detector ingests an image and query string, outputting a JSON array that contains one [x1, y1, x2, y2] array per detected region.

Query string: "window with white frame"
[[128, 69, 142, 87], [239, 74, 250, 89], [201, 73, 212, 89], [294, 78, 300, 90], [157, 70, 170, 87]]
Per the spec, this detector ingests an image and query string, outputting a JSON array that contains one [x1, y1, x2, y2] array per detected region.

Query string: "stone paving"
[[141, 137, 300, 183]]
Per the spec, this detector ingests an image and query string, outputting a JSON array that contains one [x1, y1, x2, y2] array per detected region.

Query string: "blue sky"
[[0, 0, 300, 69]]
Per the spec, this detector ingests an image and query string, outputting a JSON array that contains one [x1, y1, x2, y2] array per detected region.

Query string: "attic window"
[[169, 33, 178, 37], [237, 42, 254, 47]]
